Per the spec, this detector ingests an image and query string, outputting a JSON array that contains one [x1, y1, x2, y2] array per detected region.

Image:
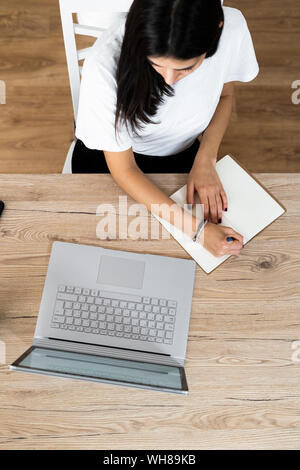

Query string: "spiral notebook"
[[153, 154, 286, 274]]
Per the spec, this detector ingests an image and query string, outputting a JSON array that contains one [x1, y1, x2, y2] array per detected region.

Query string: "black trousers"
[[71, 138, 201, 174]]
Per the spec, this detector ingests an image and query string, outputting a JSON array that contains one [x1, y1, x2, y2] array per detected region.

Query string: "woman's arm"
[[104, 147, 200, 237], [187, 81, 235, 224], [197, 81, 234, 161], [104, 147, 243, 256]]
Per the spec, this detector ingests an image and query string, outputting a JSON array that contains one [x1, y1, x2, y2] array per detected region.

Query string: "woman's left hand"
[[187, 153, 228, 224]]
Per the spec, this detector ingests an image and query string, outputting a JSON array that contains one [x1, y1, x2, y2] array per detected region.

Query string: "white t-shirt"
[[75, 6, 259, 156]]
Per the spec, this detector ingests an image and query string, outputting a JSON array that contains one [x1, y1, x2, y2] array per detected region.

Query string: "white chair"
[[59, 0, 133, 173]]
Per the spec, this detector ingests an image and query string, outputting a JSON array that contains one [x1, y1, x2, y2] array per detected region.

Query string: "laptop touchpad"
[[97, 255, 145, 289]]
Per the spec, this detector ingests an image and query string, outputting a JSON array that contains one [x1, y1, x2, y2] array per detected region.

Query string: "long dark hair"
[[115, 0, 224, 141]]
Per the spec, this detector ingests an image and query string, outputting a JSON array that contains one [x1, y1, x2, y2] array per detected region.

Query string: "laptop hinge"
[[33, 337, 184, 367]]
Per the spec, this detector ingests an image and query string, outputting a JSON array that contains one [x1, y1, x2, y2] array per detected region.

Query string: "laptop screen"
[[12, 347, 188, 394]]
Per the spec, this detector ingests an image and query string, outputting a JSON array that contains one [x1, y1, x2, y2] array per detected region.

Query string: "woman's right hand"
[[202, 222, 244, 257]]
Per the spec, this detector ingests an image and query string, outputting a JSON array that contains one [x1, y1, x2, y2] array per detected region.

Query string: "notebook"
[[153, 154, 286, 274]]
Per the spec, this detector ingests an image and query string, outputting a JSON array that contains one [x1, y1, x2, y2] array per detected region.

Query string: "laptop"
[[10, 241, 196, 395]]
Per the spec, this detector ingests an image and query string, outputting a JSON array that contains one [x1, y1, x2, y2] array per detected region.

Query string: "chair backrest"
[[59, 0, 134, 123]]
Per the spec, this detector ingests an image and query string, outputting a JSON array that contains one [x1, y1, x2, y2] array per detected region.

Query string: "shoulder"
[[223, 6, 248, 38]]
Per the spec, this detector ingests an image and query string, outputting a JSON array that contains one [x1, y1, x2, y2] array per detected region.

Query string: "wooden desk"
[[0, 174, 299, 450]]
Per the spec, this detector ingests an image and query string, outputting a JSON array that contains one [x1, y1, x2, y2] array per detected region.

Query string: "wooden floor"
[[0, 0, 299, 173]]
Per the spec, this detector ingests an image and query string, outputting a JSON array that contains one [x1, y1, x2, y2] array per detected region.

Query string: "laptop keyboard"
[[50, 285, 177, 345]]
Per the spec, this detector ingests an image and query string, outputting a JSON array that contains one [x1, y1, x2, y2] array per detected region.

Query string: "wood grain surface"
[[0, 0, 299, 173], [0, 173, 299, 449]]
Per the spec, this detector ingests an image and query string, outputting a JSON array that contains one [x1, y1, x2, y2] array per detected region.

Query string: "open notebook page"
[[153, 155, 285, 274]]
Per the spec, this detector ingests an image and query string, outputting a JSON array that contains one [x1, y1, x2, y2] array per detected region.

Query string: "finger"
[[228, 250, 242, 256], [220, 186, 228, 211], [216, 247, 241, 258], [215, 192, 223, 223], [230, 250, 241, 256], [207, 190, 218, 224], [222, 246, 242, 256], [227, 229, 244, 246], [197, 188, 210, 220], [186, 181, 194, 207], [226, 239, 243, 250]]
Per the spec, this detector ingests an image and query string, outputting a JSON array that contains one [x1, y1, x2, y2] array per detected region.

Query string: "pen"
[[227, 236, 244, 248]]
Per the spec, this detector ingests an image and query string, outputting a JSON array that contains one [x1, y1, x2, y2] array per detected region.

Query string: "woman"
[[73, 0, 259, 257]]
